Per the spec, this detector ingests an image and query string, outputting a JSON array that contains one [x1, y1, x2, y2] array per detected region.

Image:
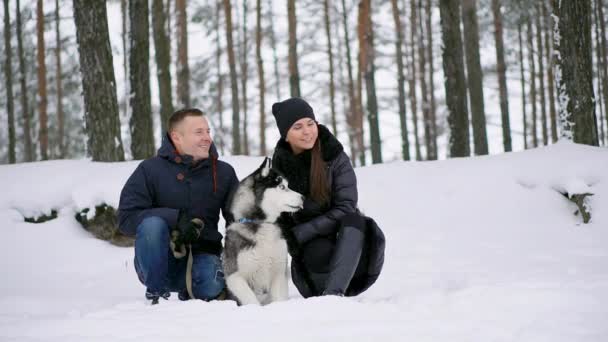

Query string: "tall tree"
[[527, 17, 538, 147], [358, 0, 381, 164], [129, 0, 154, 159], [256, 0, 266, 155], [73, 0, 125, 161], [439, 0, 470, 157], [215, 0, 225, 154], [390, 0, 410, 160], [594, 0, 606, 145], [121, 0, 128, 119], [491, 0, 512, 152], [37, 0, 48, 160], [535, 3, 548, 145], [267, 0, 280, 102], [55, 0, 65, 158], [518, 20, 528, 149], [407, 0, 422, 161], [418, 0, 432, 159], [596, 0, 608, 143], [240, 0, 249, 155], [223, 0, 241, 154], [323, 0, 338, 135], [16, 0, 33, 161], [3, 0, 16, 163], [176, 0, 190, 107], [287, 0, 300, 97], [462, 0, 488, 155], [152, 0, 174, 133], [425, 0, 437, 160], [553, 0, 598, 145], [543, 1, 558, 143], [342, 0, 364, 165]]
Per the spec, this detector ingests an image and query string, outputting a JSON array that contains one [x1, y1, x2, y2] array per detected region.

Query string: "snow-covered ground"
[[2, 141, 607, 342]]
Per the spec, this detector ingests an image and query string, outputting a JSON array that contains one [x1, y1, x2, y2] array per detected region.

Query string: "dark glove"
[[174, 210, 204, 244]]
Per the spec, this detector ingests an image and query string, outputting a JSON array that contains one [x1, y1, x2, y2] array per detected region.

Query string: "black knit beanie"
[[272, 97, 316, 138]]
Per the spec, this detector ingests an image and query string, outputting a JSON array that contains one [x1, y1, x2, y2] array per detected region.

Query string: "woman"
[[271, 97, 385, 297]]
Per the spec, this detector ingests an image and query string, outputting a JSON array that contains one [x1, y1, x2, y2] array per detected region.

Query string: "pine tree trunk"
[[215, 0, 225, 154], [596, 0, 608, 144], [595, 0, 606, 145], [324, 0, 338, 136], [287, 0, 300, 97], [358, 0, 381, 164], [418, 0, 433, 159], [554, 0, 598, 145], [223, 0, 241, 154], [121, 0, 128, 121], [240, 0, 250, 155], [16, 0, 33, 162], [439, 0, 470, 157], [390, 0, 410, 161], [129, 0, 154, 159], [3, 0, 16, 163], [518, 21, 528, 149], [544, 1, 558, 143], [256, 0, 266, 155], [37, 0, 48, 160], [341, 0, 361, 164], [527, 17, 538, 148], [54, 0, 65, 158], [334, 12, 351, 157], [73, 0, 125, 161], [152, 0, 174, 134], [463, 0, 488, 155], [535, 3, 548, 145], [267, 0, 281, 102], [407, 0, 422, 161], [491, 0, 512, 152], [176, 0, 190, 108], [425, 0, 437, 160]]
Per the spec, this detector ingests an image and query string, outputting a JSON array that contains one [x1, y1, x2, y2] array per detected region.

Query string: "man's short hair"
[[168, 108, 205, 132]]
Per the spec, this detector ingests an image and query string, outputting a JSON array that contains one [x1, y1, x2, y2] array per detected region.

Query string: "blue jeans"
[[134, 216, 225, 300]]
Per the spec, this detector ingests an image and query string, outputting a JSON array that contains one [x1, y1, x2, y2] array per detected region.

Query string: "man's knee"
[[191, 254, 226, 300], [137, 216, 170, 244]]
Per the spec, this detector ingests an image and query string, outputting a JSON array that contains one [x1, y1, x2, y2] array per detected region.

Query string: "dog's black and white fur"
[[223, 157, 304, 305]]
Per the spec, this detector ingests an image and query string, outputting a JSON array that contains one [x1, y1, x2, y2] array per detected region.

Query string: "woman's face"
[[286, 118, 318, 154]]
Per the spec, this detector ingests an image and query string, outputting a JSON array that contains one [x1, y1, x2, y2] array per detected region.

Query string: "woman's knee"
[[339, 213, 366, 233]]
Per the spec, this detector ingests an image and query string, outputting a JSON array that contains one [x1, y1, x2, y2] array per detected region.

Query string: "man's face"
[[170, 116, 212, 161]]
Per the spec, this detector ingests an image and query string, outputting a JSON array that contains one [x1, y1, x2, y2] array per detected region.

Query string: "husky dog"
[[223, 157, 304, 305]]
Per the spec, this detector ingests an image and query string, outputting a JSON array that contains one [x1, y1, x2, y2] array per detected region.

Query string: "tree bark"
[[491, 0, 512, 152], [256, 0, 266, 155], [240, 0, 250, 155], [223, 0, 241, 154], [3, 0, 16, 163], [267, 0, 281, 102], [463, 0, 488, 155], [527, 17, 538, 147], [390, 0, 410, 161], [535, 3, 548, 145], [358, 0, 381, 164], [152, 0, 174, 134], [596, 0, 608, 145], [418, 0, 432, 159], [518, 21, 528, 149], [287, 0, 300, 97], [55, 0, 65, 158], [121, 0, 129, 121], [37, 0, 48, 160], [553, 0, 598, 145], [425, 0, 437, 160], [439, 0, 470, 157], [407, 0, 422, 161], [16, 0, 33, 161], [215, 0, 225, 154], [595, 0, 606, 145], [324, 0, 338, 136], [73, 0, 125, 161], [176, 0, 190, 108], [544, 1, 558, 143]]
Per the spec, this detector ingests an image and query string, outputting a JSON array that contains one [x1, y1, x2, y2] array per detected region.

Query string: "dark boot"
[[322, 225, 364, 296]]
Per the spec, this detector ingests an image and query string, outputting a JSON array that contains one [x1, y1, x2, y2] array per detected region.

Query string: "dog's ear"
[[259, 157, 272, 178]]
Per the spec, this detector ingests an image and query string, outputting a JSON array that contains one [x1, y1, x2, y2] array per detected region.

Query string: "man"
[[118, 108, 238, 304]]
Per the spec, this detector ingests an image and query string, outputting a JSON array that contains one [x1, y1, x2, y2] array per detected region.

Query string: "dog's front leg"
[[269, 266, 289, 303], [226, 274, 260, 305]]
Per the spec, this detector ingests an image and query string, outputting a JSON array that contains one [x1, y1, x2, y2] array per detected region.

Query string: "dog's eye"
[[279, 184, 286, 190]]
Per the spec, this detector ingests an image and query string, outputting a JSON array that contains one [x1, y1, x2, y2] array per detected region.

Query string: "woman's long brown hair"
[[309, 138, 330, 205]]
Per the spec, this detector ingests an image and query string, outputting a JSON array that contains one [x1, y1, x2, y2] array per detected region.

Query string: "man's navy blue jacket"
[[118, 134, 239, 255]]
